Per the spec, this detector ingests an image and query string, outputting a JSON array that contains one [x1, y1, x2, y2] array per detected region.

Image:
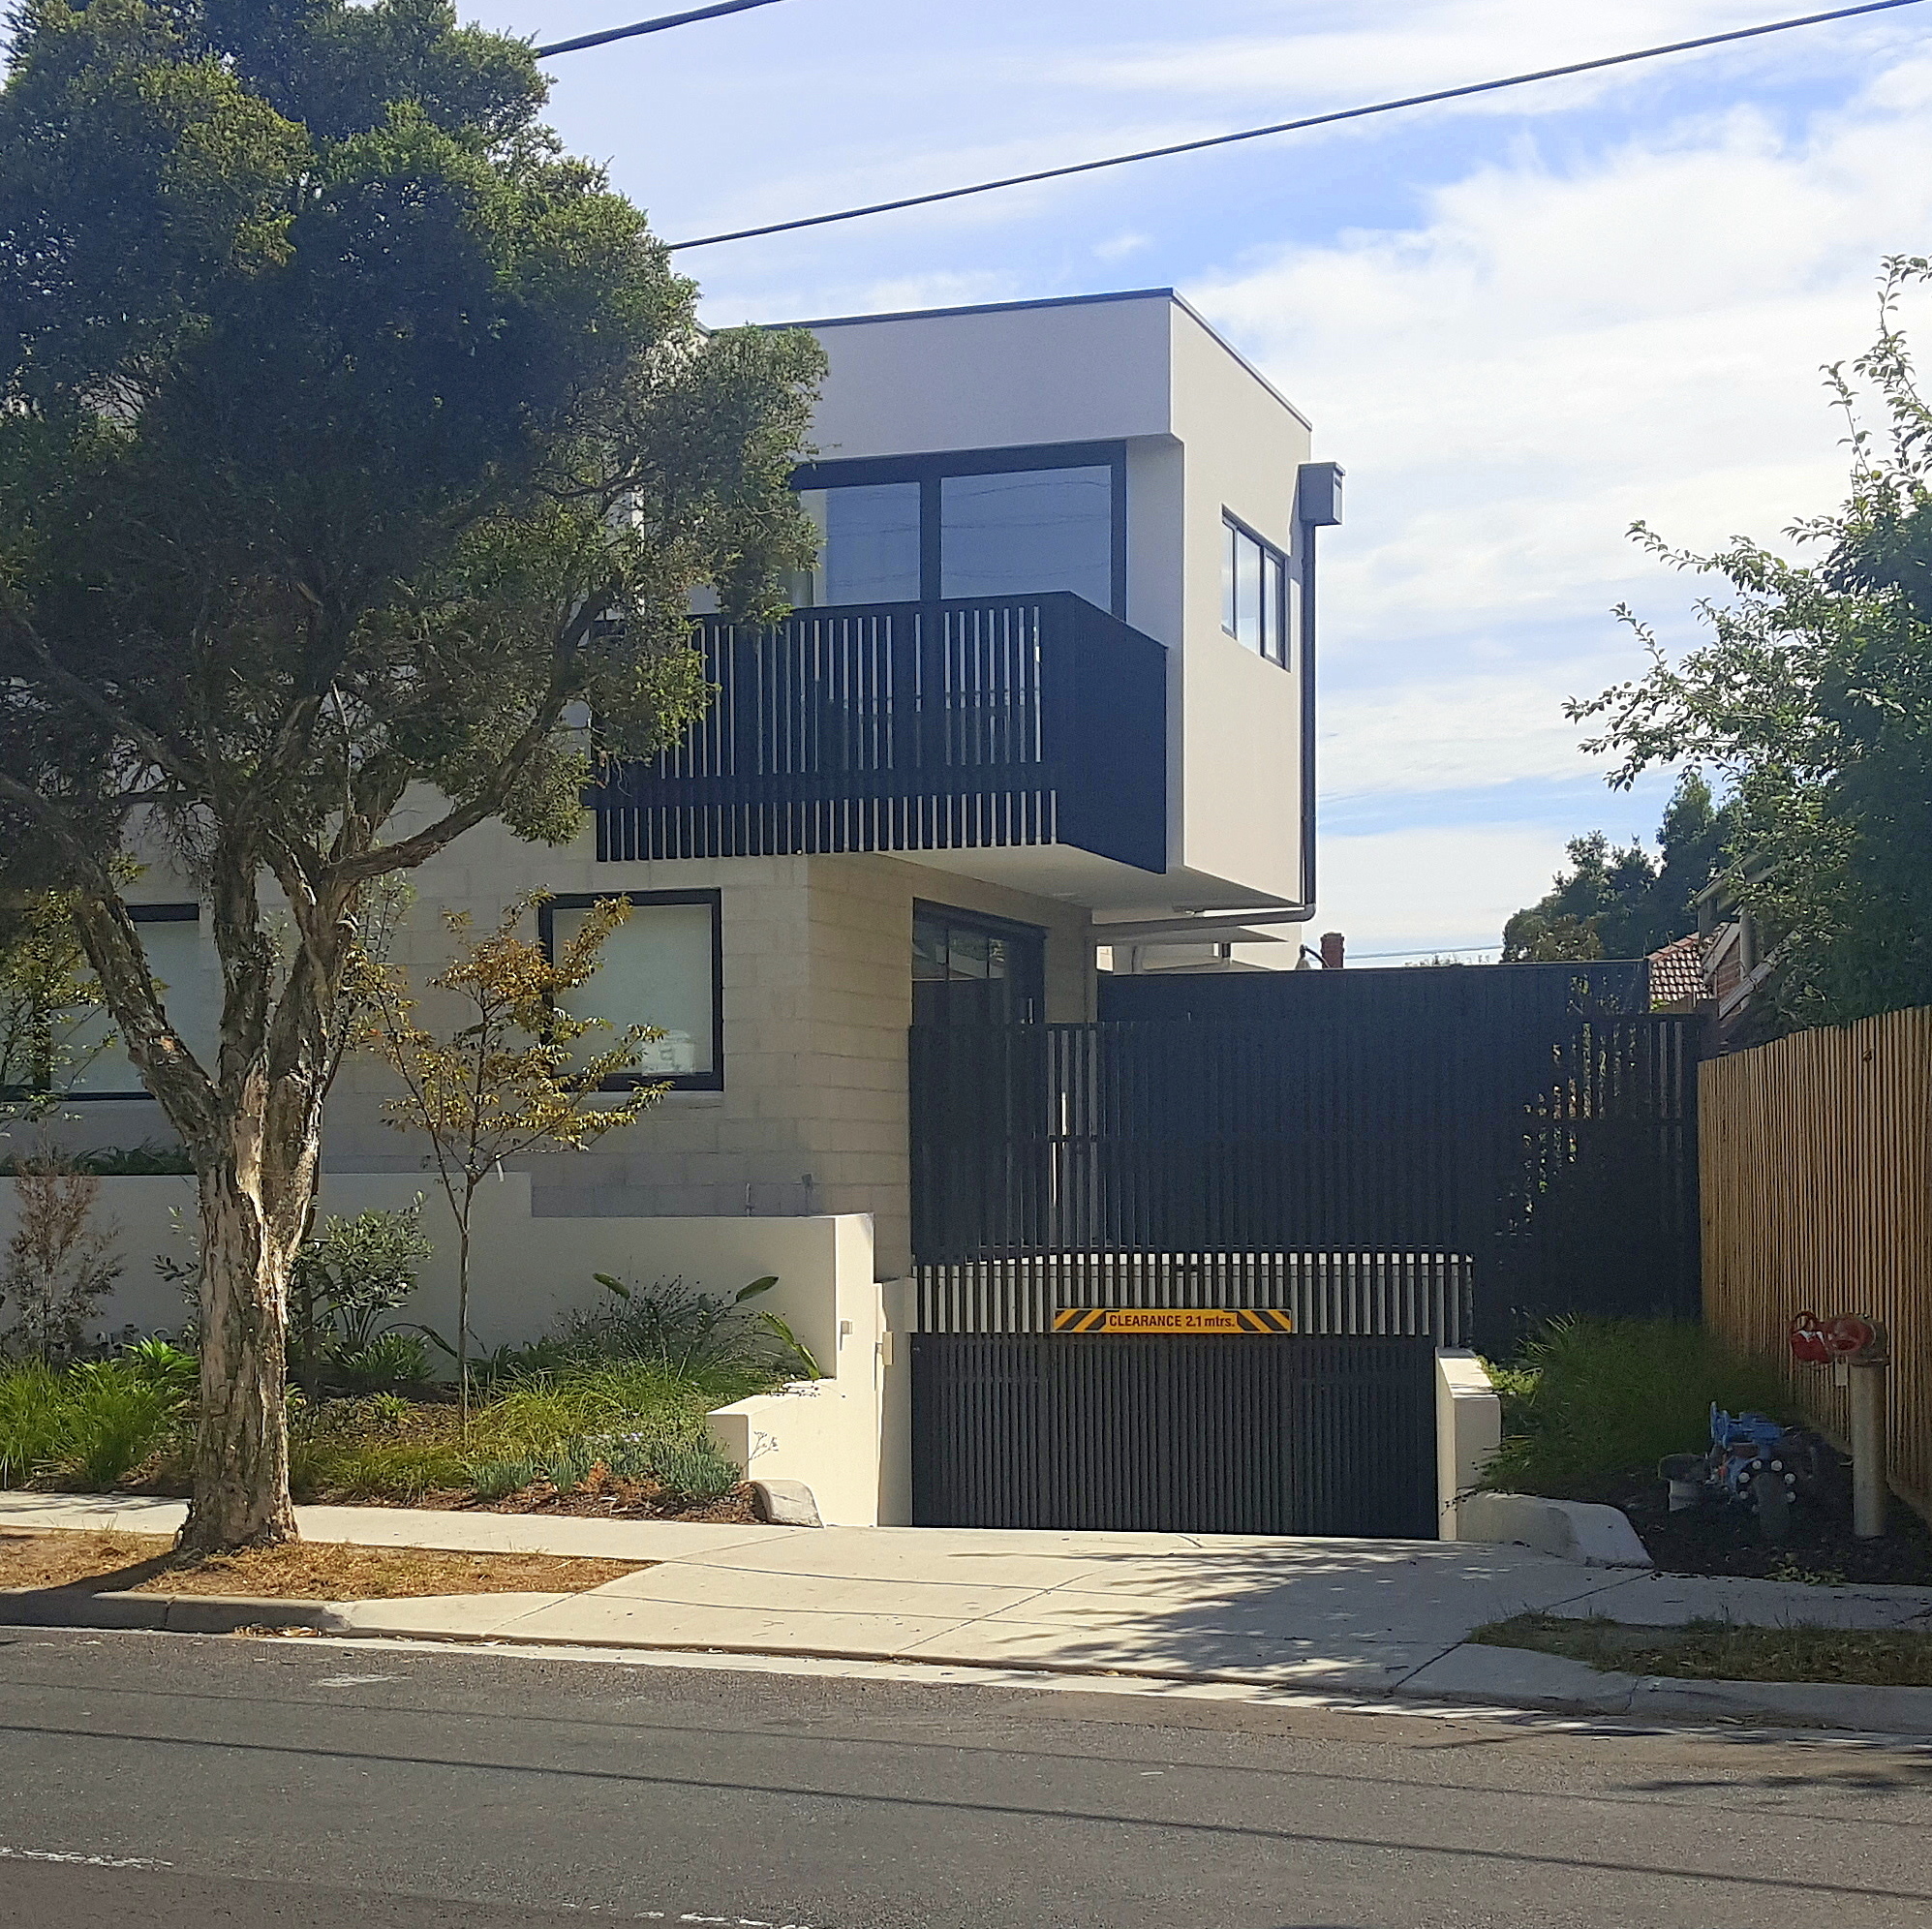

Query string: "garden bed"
[[0, 1528, 647, 1600], [1613, 1476, 1932, 1587], [1473, 1610, 1932, 1686]]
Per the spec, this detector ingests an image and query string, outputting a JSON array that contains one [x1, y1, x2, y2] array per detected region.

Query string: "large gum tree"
[[0, 0, 821, 1550]]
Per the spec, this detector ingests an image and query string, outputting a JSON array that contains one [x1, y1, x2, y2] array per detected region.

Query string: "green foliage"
[[1474, 1612, 1932, 1686], [0, 1355, 193, 1488], [1, 1155, 123, 1363], [0, 892, 107, 1120], [324, 1331, 432, 1394], [464, 1455, 541, 1502], [366, 897, 666, 1417], [1502, 774, 1737, 964], [1480, 1318, 1793, 1504], [289, 1199, 436, 1392], [284, 1353, 770, 1504], [0, 1142, 196, 1178], [1571, 259, 1932, 1026], [575, 1272, 814, 1378], [0, 0, 821, 1541]]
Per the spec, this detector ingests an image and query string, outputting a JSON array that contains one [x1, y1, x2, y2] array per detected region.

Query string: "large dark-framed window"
[[791, 441, 1128, 618], [912, 901, 1047, 1026], [538, 890, 724, 1092], [1221, 513, 1292, 667], [62, 903, 215, 1102]]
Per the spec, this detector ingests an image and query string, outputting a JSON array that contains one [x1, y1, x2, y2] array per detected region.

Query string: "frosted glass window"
[[552, 901, 717, 1080], [794, 483, 921, 606], [939, 467, 1113, 607], [68, 913, 222, 1095]]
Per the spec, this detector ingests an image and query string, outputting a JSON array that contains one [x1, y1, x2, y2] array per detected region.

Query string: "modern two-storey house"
[[63, 289, 1340, 1284]]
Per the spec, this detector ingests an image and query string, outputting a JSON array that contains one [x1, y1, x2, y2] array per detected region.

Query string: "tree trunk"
[[456, 1206, 473, 1433], [177, 1127, 302, 1554]]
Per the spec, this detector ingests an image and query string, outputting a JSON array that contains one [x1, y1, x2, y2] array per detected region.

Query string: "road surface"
[[1, 1627, 1929, 1927]]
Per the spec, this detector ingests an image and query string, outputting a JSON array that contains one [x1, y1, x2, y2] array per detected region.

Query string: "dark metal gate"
[[904, 961, 1705, 1539], [910, 963, 1705, 1353], [911, 1332, 1436, 1536]]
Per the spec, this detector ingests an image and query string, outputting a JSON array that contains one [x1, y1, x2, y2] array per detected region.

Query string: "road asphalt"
[[2, 1627, 1931, 1928]]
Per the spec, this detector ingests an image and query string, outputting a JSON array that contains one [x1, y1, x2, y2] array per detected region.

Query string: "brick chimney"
[[1319, 931, 1345, 970]]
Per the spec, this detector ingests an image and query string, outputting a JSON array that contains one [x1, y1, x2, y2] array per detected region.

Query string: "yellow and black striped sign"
[[1052, 1307, 1295, 1335]]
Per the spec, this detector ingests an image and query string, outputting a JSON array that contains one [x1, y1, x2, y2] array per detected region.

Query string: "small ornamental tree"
[[0, 894, 107, 1125], [0, 3, 821, 1548], [365, 895, 664, 1423]]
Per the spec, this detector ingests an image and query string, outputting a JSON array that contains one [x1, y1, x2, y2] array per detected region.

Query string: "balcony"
[[591, 593, 1168, 875]]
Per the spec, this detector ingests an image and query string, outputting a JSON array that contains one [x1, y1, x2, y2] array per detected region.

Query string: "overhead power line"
[[536, 0, 789, 60], [655, 0, 1927, 250]]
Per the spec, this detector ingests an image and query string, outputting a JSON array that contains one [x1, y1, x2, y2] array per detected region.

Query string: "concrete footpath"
[[7, 1492, 1932, 1731]]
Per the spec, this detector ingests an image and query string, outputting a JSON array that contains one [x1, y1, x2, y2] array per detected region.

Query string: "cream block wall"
[[315, 819, 1095, 1279], [20, 819, 1093, 1280]]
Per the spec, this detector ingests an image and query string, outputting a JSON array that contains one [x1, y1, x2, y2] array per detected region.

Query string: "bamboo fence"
[[1701, 1006, 1932, 1521]]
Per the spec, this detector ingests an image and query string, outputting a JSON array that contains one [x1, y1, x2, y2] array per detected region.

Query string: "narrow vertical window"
[[1221, 514, 1292, 668]]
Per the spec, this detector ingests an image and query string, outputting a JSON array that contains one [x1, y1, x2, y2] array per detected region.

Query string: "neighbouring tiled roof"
[[1647, 932, 1706, 1006]]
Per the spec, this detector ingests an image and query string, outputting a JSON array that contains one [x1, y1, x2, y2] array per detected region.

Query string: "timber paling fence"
[[1702, 1005, 1932, 1521], [910, 964, 1705, 1352]]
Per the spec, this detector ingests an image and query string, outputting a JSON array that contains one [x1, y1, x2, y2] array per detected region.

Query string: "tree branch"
[[329, 590, 611, 886], [0, 607, 203, 793]]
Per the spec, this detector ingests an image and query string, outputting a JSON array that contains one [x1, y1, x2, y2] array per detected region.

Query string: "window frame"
[[912, 899, 1048, 1026], [537, 889, 725, 1093], [791, 441, 1129, 618], [1220, 512, 1293, 669], [57, 903, 201, 1104]]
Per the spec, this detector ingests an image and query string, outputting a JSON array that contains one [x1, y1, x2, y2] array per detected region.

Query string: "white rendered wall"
[[799, 291, 1318, 911], [1168, 301, 1312, 909], [804, 292, 1173, 461]]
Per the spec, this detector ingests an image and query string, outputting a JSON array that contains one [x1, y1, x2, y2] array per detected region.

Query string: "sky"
[[473, 0, 1932, 959]]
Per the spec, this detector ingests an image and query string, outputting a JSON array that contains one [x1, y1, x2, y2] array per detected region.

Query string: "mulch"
[[1614, 1471, 1932, 1586]]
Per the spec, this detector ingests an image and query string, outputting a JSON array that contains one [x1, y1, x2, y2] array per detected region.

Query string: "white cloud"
[[1312, 823, 1575, 952], [1053, 0, 1910, 111], [1191, 57, 1932, 811], [1319, 674, 1600, 796]]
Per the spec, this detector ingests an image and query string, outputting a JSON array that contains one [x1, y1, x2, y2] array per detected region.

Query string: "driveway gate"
[[906, 961, 1704, 1538], [911, 1331, 1435, 1536]]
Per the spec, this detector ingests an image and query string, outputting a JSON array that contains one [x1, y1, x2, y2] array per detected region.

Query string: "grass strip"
[[0, 1529, 647, 1601], [1472, 1610, 1932, 1687]]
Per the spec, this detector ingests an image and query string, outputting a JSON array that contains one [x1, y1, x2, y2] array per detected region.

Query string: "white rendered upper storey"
[[598, 288, 1341, 925]]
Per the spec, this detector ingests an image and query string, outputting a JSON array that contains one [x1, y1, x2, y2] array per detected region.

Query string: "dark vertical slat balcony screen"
[[591, 593, 1166, 873]]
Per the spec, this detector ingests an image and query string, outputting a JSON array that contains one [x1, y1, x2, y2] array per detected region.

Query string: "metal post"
[[1849, 1360, 1888, 1539]]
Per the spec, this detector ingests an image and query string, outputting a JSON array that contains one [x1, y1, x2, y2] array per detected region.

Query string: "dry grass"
[[1473, 1611, 1932, 1687], [0, 1529, 647, 1601]]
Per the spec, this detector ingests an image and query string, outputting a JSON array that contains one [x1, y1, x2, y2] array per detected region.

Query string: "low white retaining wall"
[[1435, 1348, 1502, 1540], [0, 1173, 899, 1527], [704, 1215, 898, 1527]]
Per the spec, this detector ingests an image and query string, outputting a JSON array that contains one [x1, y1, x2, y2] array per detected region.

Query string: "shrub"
[[464, 1456, 541, 1502], [1481, 1317, 1794, 1503], [0, 1355, 192, 1488], [1, 1156, 123, 1363], [326, 1332, 432, 1395], [289, 1201, 438, 1394], [568, 1273, 816, 1378], [62, 1362, 186, 1488], [652, 1437, 741, 1501], [0, 1142, 194, 1178], [0, 1362, 65, 1485]]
